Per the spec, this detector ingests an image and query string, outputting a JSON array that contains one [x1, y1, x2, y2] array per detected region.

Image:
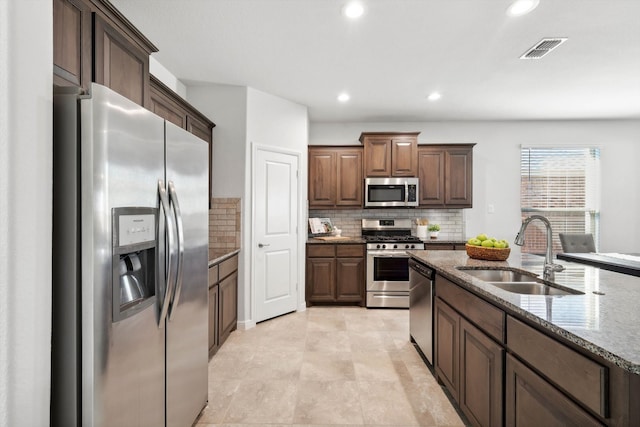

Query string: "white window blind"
[[520, 147, 601, 254]]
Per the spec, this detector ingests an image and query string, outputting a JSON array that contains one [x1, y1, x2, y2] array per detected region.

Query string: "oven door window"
[[368, 185, 405, 203], [373, 256, 409, 282]]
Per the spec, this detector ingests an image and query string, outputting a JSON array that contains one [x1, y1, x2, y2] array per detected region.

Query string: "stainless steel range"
[[362, 219, 425, 308]]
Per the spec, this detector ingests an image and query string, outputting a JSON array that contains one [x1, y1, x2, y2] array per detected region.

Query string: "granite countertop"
[[306, 237, 466, 245], [307, 237, 366, 244], [208, 248, 240, 266], [407, 249, 640, 375]]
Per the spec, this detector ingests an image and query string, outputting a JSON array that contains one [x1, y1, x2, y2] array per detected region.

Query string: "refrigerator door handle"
[[158, 180, 175, 328], [168, 181, 185, 320]]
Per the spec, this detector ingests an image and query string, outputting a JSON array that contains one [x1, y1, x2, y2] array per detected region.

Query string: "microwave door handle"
[[405, 181, 409, 206]]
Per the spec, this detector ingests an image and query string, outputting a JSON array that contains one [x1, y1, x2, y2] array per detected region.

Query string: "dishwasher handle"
[[409, 258, 434, 280]]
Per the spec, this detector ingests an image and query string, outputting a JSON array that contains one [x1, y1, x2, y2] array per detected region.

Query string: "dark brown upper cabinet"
[[54, 0, 216, 204], [150, 76, 215, 205], [418, 144, 474, 208], [54, 0, 158, 105], [308, 146, 363, 209], [93, 13, 152, 108], [53, 0, 92, 90], [359, 132, 419, 177]]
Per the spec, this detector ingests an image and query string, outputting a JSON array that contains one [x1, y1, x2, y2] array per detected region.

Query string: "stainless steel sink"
[[488, 281, 581, 295], [456, 268, 538, 283], [455, 267, 584, 296]]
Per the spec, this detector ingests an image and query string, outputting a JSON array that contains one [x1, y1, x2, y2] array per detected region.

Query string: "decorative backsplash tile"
[[308, 208, 465, 240], [209, 198, 241, 251]]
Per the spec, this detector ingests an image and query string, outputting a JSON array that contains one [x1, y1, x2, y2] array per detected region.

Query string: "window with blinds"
[[520, 147, 601, 254]]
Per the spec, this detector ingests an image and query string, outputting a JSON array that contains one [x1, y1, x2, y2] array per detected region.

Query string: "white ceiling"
[[111, 0, 640, 123]]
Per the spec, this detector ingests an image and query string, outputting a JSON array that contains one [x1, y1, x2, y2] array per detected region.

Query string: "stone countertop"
[[209, 248, 240, 267], [407, 249, 640, 375], [421, 239, 467, 245], [307, 237, 366, 244], [306, 237, 465, 245]]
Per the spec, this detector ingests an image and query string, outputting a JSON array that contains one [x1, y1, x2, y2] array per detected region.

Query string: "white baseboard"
[[236, 319, 256, 330]]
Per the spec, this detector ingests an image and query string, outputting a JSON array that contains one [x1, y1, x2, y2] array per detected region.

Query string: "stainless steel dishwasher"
[[409, 258, 435, 364]]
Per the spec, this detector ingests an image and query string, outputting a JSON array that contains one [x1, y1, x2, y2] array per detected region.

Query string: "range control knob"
[[376, 244, 382, 249], [411, 244, 416, 249], [393, 244, 398, 249], [405, 244, 410, 249]]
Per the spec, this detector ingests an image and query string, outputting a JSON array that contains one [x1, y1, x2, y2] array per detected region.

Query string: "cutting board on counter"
[[313, 236, 351, 241]]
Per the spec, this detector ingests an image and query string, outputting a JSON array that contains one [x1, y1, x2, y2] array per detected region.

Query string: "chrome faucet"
[[514, 215, 565, 281]]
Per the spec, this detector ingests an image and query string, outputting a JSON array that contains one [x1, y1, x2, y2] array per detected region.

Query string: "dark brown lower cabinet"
[[430, 270, 638, 427], [335, 256, 365, 303], [425, 243, 467, 250], [460, 318, 504, 427], [306, 256, 335, 303], [208, 283, 219, 357], [219, 270, 238, 345], [208, 254, 238, 358], [505, 354, 604, 427], [435, 298, 460, 401], [306, 244, 365, 306], [435, 297, 503, 427]]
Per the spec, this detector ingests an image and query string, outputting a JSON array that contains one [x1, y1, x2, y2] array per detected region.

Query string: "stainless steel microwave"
[[365, 177, 419, 208]]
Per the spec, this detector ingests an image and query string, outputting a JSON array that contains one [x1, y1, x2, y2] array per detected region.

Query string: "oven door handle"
[[368, 252, 410, 257]]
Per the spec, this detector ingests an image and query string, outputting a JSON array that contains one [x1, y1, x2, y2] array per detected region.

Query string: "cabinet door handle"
[[258, 243, 270, 248]]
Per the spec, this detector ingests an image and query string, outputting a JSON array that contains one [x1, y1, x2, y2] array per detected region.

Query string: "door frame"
[[250, 143, 306, 326]]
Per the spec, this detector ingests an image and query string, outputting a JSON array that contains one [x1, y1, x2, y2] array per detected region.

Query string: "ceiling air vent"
[[520, 38, 567, 59]]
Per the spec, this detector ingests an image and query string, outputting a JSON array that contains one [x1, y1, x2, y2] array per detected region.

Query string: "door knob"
[[258, 243, 270, 248]]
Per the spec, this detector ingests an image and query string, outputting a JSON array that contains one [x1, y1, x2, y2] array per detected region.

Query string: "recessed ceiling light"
[[337, 93, 350, 102], [427, 92, 442, 101], [507, 0, 540, 16], [343, 2, 364, 19]]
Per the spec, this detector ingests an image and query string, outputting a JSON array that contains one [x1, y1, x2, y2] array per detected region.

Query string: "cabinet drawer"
[[436, 275, 504, 343], [507, 316, 608, 418], [307, 245, 336, 257], [219, 255, 238, 280], [336, 244, 364, 257], [208, 264, 219, 288]]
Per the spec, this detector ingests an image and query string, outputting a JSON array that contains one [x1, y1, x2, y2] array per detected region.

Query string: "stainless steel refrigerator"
[[52, 83, 209, 427]]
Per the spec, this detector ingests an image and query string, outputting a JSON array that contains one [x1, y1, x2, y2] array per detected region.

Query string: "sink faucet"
[[514, 215, 565, 281]]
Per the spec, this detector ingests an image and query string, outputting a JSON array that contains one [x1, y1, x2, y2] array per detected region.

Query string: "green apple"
[[467, 238, 482, 246], [494, 241, 506, 249], [476, 233, 488, 242], [481, 239, 495, 248]]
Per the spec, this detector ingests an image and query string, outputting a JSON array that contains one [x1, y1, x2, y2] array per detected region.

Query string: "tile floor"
[[196, 306, 466, 426]]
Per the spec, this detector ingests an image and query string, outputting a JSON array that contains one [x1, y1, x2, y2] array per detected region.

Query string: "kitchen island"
[[407, 249, 640, 427]]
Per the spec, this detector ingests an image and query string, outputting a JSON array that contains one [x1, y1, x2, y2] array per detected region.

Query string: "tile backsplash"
[[308, 208, 465, 240], [209, 198, 241, 251]]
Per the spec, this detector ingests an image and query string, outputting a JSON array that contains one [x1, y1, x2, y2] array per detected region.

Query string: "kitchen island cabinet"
[[208, 252, 239, 358], [417, 144, 474, 208], [359, 132, 419, 177], [409, 250, 640, 427], [306, 243, 365, 306], [308, 147, 363, 208], [435, 275, 504, 427]]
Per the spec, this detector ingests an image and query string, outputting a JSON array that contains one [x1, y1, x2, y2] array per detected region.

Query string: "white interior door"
[[254, 146, 299, 323]]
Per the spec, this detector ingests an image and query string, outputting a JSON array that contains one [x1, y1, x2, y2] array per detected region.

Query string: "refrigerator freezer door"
[[81, 84, 166, 427], [164, 122, 209, 427]]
